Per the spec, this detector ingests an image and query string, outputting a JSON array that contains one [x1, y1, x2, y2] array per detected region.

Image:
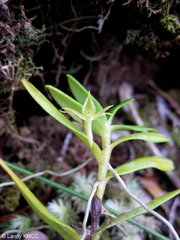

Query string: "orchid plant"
[[0, 74, 179, 240]]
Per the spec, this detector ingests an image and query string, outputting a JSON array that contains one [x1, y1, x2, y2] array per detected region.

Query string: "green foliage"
[[0, 75, 179, 239], [160, 14, 180, 33], [111, 124, 156, 132], [125, 0, 179, 57], [67, 74, 107, 123], [0, 158, 80, 240], [107, 156, 174, 178], [93, 189, 180, 239], [111, 132, 169, 149], [0, 186, 20, 212]]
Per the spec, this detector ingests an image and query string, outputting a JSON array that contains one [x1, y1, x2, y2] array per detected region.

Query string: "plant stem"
[[84, 117, 93, 146], [96, 162, 109, 200], [96, 126, 111, 200]]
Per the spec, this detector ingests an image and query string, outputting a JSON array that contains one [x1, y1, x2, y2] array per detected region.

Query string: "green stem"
[[96, 161, 109, 200], [96, 126, 111, 200], [84, 117, 93, 146]]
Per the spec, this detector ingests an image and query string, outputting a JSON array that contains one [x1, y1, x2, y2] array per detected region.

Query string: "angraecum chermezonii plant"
[[0, 74, 179, 240]]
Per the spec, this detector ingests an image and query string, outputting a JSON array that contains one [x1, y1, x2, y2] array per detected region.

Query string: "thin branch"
[[148, 80, 180, 117], [97, 3, 113, 33], [81, 182, 99, 240], [60, 25, 99, 33], [108, 163, 180, 240], [0, 157, 93, 188], [80, 51, 105, 62], [59, 16, 98, 26]]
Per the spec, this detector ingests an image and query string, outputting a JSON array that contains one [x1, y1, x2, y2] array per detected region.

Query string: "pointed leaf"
[[0, 158, 80, 240], [111, 132, 169, 149], [22, 79, 80, 133], [111, 124, 156, 132], [46, 85, 83, 123], [103, 190, 180, 229], [22, 79, 102, 161], [107, 156, 174, 178], [82, 91, 96, 115], [46, 84, 106, 137], [108, 98, 134, 124], [67, 74, 107, 123]]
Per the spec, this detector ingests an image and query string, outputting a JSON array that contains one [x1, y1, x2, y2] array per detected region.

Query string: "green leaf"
[[45, 85, 83, 123], [107, 98, 134, 124], [0, 158, 80, 240], [22, 79, 102, 161], [111, 124, 156, 132], [67, 74, 107, 123], [107, 156, 174, 178], [82, 91, 96, 115], [22, 79, 79, 133], [46, 85, 106, 137], [111, 132, 169, 149], [103, 190, 180, 229]]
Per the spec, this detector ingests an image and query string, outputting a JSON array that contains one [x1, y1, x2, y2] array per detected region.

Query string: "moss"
[[0, 186, 21, 212], [160, 14, 180, 33]]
